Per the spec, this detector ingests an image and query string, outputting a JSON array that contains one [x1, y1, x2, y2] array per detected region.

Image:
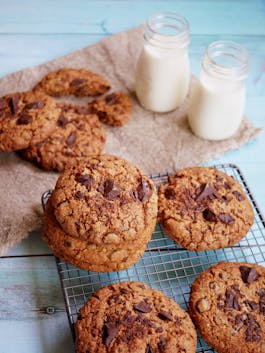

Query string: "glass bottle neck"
[[144, 12, 190, 50], [202, 40, 249, 81]]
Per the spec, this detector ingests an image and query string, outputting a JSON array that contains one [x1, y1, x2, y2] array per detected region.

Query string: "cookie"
[[20, 103, 106, 172], [189, 261, 265, 353], [0, 91, 60, 151], [35, 68, 110, 97], [51, 155, 158, 243], [43, 196, 149, 272], [88, 92, 132, 126], [76, 281, 197, 353], [158, 167, 254, 251]]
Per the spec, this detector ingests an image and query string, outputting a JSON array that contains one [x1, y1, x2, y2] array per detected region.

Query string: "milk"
[[135, 43, 190, 112], [188, 71, 246, 140]]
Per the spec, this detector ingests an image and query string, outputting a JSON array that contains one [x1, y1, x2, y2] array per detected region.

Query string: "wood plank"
[[0, 0, 264, 35], [0, 256, 74, 352]]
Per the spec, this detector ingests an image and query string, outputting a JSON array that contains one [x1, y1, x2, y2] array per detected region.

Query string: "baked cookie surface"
[[0, 91, 60, 151], [20, 103, 106, 172], [51, 154, 158, 242], [189, 261, 265, 353], [76, 281, 197, 353], [35, 68, 110, 97], [43, 197, 148, 272], [158, 167, 254, 251], [88, 92, 132, 126]]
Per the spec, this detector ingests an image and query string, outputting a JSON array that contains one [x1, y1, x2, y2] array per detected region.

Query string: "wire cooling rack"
[[42, 163, 265, 353]]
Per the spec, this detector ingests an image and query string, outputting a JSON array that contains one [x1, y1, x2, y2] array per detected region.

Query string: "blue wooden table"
[[0, 1, 264, 352]]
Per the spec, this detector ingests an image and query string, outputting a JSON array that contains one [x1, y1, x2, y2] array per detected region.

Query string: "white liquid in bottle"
[[135, 12, 190, 113], [188, 41, 249, 140]]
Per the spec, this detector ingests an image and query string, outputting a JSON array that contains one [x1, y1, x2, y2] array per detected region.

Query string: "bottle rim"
[[144, 12, 190, 49], [202, 40, 249, 80]]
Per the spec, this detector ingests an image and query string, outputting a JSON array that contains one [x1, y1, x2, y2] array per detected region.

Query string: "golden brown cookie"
[[51, 155, 158, 244], [158, 167, 254, 251], [35, 68, 110, 97], [88, 92, 132, 126], [20, 103, 106, 172], [76, 281, 197, 353], [43, 196, 149, 272], [189, 261, 265, 353], [0, 91, 60, 151]]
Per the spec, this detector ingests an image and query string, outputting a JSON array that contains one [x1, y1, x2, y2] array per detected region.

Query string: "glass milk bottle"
[[188, 41, 249, 140], [135, 12, 191, 113]]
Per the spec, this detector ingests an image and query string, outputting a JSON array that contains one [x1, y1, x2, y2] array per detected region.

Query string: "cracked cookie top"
[[34, 68, 110, 97], [20, 102, 106, 172], [76, 281, 197, 353], [189, 261, 265, 353], [51, 154, 158, 243], [158, 167, 254, 251], [0, 91, 60, 151]]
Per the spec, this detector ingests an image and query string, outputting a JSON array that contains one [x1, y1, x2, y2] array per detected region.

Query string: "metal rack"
[[42, 164, 265, 352]]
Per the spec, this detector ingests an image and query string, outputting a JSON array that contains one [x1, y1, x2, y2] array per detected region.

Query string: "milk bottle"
[[135, 12, 190, 113], [188, 41, 249, 140]]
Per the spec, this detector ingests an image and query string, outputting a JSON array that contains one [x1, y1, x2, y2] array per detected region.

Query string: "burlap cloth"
[[0, 26, 262, 255]]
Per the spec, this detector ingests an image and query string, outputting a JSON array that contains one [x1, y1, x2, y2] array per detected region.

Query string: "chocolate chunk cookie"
[[51, 155, 158, 243], [158, 167, 254, 251], [35, 68, 110, 97], [76, 281, 197, 353], [0, 91, 60, 151], [88, 92, 132, 126], [43, 197, 148, 272], [20, 103, 106, 172], [189, 261, 265, 353]]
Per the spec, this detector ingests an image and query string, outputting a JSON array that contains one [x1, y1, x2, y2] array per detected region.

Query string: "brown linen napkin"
[[0, 26, 261, 255]]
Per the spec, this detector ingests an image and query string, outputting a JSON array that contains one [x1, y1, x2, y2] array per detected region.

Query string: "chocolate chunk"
[[57, 114, 68, 127], [75, 173, 94, 191], [244, 300, 259, 311], [75, 191, 85, 199], [156, 327, 163, 333], [133, 300, 151, 313], [145, 345, 154, 353], [25, 101, 44, 109], [218, 213, 235, 225], [97, 111, 107, 120], [105, 93, 119, 105], [70, 78, 87, 86], [120, 288, 130, 295], [103, 321, 119, 347], [157, 311, 173, 321], [16, 113, 32, 125], [257, 289, 265, 315], [203, 208, 217, 222], [232, 190, 245, 201], [66, 131, 77, 147], [75, 221, 81, 233], [196, 183, 218, 201], [158, 336, 167, 351], [91, 328, 100, 337], [121, 311, 136, 326], [164, 187, 176, 200], [225, 289, 240, 310], [224, 182, 232, 189], [99, 179, 120, 200], [245, 315, 261, 342], [9, 95, 20, 114], [63, 241, 71, 248], [240, 266, 260, 284], [137, 178, 152, 202]]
